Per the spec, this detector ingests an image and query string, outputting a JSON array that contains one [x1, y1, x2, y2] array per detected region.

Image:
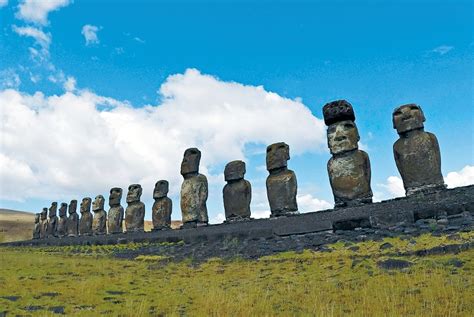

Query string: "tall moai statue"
[[152, 180, 172, 230], [92, 195, 107, 235], [108, 187, 124, 234], [67, 199, 79, 237], [180, 148, 209, 228], [79, 197, 93, 236], [46, 202, 58, 237], [57, 202, 68, 237], [323, 100, 373, 207], [32, 213, 41, 239], [392, 104, 446, 196], [39, 208, 48, 238], [223, 160, 251, 221], [125, 184, 145, 232], [266, 142, 298, 216]]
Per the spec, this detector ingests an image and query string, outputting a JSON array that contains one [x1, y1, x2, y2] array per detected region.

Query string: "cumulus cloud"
[[0, 69, 326, 210], [81, 24, 100, 46], [63, 76, 76, 92], [445, 165, 474, 188], [16, 0, 71, 25], [431, 45, 454, 56], [0, 69, 21, 89], [378, 175, 405, 198], [12, 25, 51, 50], [297, 194, 332, 211]]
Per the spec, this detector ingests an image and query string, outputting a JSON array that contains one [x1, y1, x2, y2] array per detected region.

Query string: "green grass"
[[0, 232, 473, 316]]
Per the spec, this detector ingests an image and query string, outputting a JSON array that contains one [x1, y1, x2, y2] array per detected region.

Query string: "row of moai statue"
[[33, 100, 446, 239]]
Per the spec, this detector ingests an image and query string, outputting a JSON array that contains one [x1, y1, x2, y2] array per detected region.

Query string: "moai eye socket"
[[394, 110, 402, 116], [267, 147, 272, 153], [344, 123, 353, 129], [409, 105, 419, 111], [278, 144, 286, 149]]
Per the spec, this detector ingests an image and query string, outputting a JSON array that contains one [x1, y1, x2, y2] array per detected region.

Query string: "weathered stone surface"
[[125, 184, 145, 232], [223, 160, 251, 221], [79, 198, 93, 236], [32, 213, 40, 239], [108, 187, 124, 234], [393, 104, 446, 196], [67, 200, 79, 237], [152, 180, 172, 230], [324, 100, 373, 207], [92, 195, 107, 235], [46, 202, 58, 238], [57, 203, 68, 237], [266, 142, 298, 216], [39, 208, 48, 239], [180, 148, 209, 226]]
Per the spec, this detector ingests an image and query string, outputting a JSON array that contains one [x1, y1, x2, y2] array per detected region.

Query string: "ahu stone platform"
[[3, 185, 473, 247]]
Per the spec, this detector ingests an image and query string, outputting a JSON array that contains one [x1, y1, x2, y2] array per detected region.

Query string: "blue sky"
[[0, 0, 473, 222]]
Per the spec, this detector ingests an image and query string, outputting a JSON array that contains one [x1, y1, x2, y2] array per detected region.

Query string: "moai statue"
[[46, 202, 58, 237], [57, 203, 68, 237], [39, 208, 48, 238], [266, 142, 298, 216], [180, 148, 209, 228], [152, 180, 172, 230], [125, 184, 145, 232], [223, 160, 251, 221], [79, 197, 93, 236], [108, 187, 124, 234], [392, 104, 446, 196], [323, 100, 373, 207], [92, 195, 107, 235], [67, 199, 79, 237], [32, 213, 41, 239]]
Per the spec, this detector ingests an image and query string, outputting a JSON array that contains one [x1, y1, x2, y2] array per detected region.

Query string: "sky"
[[0, 0, 473, 223]]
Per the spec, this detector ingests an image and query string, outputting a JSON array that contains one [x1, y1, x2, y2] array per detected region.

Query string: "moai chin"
[[47, 202, 58, 238], [108, 187, 124, 234], [92, 195, 107, 235], [57, 202, 68, 237], [125, 184, 145, 232], [79, 197, 93, 236], [223, 160, 251, 221], [67, 199, 79, 237], [33, 213, 41, 239], [323, 100, 373, 208], [266, 142, 298, 216], [392, 104, 445, 196], [39, 208, 48, 239], [152, 180, 172, 230], [180, 148, 209, 228]]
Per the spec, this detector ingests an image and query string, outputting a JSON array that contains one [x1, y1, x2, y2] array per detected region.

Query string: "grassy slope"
[[0, 232, 473, 316]]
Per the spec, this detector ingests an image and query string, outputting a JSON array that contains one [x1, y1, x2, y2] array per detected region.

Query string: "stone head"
[[327, 120, 360, 155], [323, 100, 355, 126], [266, 142, 290, 171], [80, 197, 92, 214], [153, 180, 169, 199], [181, 148, 201, 176], [127, 184, 142, 203], [109, 187, 123, 207], [40, 208, 47, 220], [35, 213, 40, 223], [225, 160, 246, 181], [48, 202, 58, 217], [392, 104, 425, 134], [68, 199, 77, 215], [58, 203, 67, 217], [92, 195, 105, 211]]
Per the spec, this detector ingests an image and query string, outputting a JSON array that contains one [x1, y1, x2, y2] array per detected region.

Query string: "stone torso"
[[79, 212, 93, 235], [152, 197, 172, 229], [47, 216, 58, 237], [394, 131, 444, 194], [223, 179, 251, 219], [328, 150, 372, 206], [108, 206, 124, 233], [67, 213, 79, 236], [92, 210, 107, 234], [181, 174, 208, 223], [266, 169, 298, 216], [33, 223, 41, 239], [40, 220, 48, 238], [57, 216, 67, 237], [125, 202, 145, 232]]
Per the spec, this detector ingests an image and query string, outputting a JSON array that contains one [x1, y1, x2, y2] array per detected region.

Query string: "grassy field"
[[0, 231, 473, 316]]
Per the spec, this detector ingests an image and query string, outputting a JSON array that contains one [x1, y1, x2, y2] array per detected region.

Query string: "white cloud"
[[0, 0, 8, 8], [379, 175, 405, 198], [297, 194, 332, 211], [16, 0, 71, 25], [210, 213, 226, 224], [445, 165, 474, 188], [431, 45, 454, 56], [12, 25, 51, 50], [0, 69, 326, 206], [0, 69, 21, 89], [63, 76, 76, 92], [81, 24, 100, 46], [134, 37, 145, 44]]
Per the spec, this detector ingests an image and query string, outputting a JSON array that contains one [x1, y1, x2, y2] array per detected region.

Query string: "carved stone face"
[[127, 184, 142, 203], [69, 200, 77, 214], [35, 213, 40, 223], [41, 208, 47, 220], [266, 142, 290, 171], [58, 203, 67, 217], [48, 202, 57, 217], [225, 160, 246, 181], [181, 148, 201, 176], [393, 104, 425, 134], [153, 180, 169, 199], [80, 198, 91, 214], [109, 187, 122, 207], [92, 195, 105, 211], [327, 120, 359, 155]]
